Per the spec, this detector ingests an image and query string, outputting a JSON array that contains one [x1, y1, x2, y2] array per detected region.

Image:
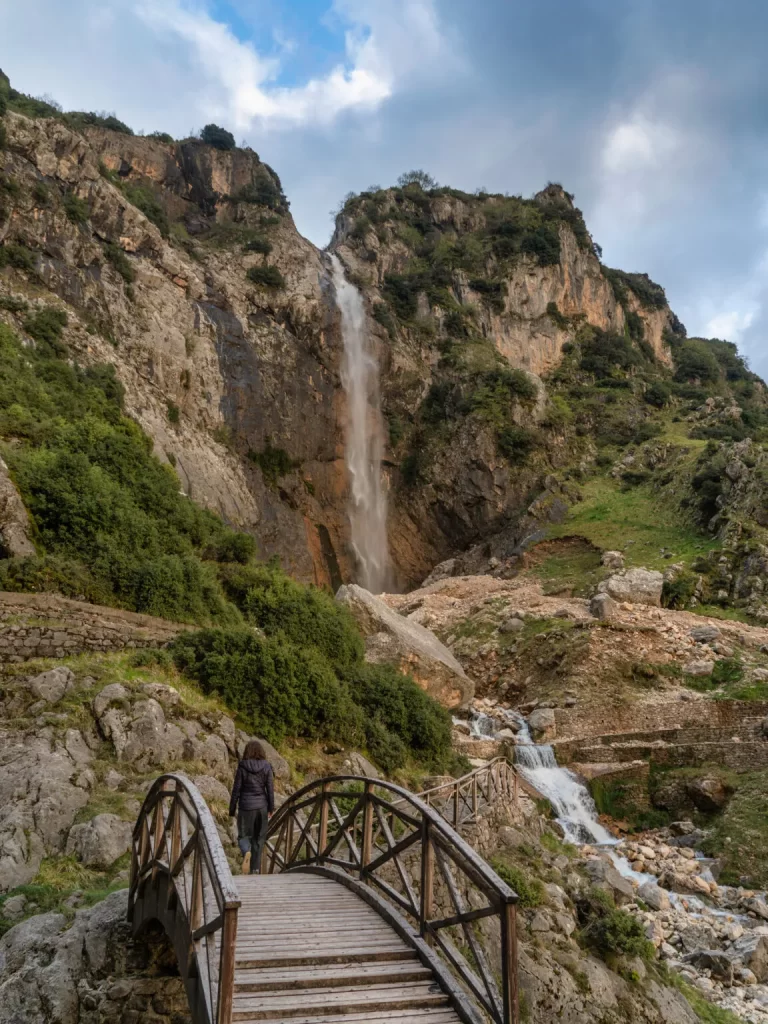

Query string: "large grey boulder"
[[0, 730, 90, 891], [597, 568, 664, 607], [726, 933, 768, 982], [528, 708, 556, 743], [585, 857, 635, 905], [336, 584, 473, 708], [28, 666, 75, 704], [342, 752, 380, 779], [97, 697, 186, 768], [65, 813, 132, 869], [590, 593, 618, 620], [193, 775, 231, 803], [638, 881, 670, 911], [0, 456, 36, 558]]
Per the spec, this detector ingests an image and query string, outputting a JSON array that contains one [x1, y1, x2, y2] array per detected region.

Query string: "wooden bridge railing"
[[128, 775, 241, 1024], [419, 756, 519, 829], [263, 773, 520, 1024]]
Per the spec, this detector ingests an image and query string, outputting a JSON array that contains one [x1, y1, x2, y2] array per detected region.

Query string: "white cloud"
[[134, 0, 451, 130], [705, 309, 755, 341], [601, 116, 679, 175]]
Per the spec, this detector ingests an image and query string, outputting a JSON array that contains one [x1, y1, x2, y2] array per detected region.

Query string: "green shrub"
[[247, 440, 297, 484], [498, 425, 537, 464], [246, 264, 286, 289], [243, 237, 272, 256], [201, 124, 236, 150], [546, 301, 570, 330], [167, 402, 180, 424], [23, 307, 68, 356], [104, 243, 135, 284], [372, 302, 397, 337], [580, 328, 639, 376], [218, 561, 363, 673], [644, 381, 671, 407], [122, 184, 168, 236], [0, 242, 36, 272], [674, 340, 720, 383], [577, 888, 654, 961], [662, 571, 698, 609], [491, 860, 545, 908], [32, 180, 50, 205], [148, 131, 174, 144], [63, 192, 89, 224]]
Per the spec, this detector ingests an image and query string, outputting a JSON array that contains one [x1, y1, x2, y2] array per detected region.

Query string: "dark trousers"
[[237, 808, 268, 873]]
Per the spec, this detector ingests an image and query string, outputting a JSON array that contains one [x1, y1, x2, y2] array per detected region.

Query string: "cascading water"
[[330, 254, 391, 593], [512, 717, 616, 846]]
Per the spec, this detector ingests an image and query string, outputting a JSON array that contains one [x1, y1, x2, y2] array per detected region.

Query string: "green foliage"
[[23, 306, 68, 356], [166, 402, 180, 424], [674, 340, 721, 383], [497, 425, 537, 464], [217, 562, 363, 673], [122, 184, 169, 236], [662, 571, 699, 609], [65, 111, 133, 135], [104, 243, 135, 284], [148, 131, 174, 144], [0, 321, 251, 623], [62, 192, 89, 224], [468, 277, 507, 312], [233, 167, 288, 212], [546, 301, 570, 330], [577, 888, 654, 961], [644, 381, 671, 407], [247, 440, 298, 484], [243, 236, 272, 256], [0, 242, 36, 272], [397, 169, 438, 190], [700, 769, 768, 888], [491, 860, 546, 908], [201, 123, 236, 150], [32, 180, 50, 205], [604, 268, 667, 311], [246, 264, 286, 288], [372, 302, 397, 338], [579, 327, 641, 377]]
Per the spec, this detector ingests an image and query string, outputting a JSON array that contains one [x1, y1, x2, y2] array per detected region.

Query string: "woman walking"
[[229, 740, 275, 874]]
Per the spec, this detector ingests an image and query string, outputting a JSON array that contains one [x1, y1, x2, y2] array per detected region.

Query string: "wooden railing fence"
[[419, 756, 519, 829], [263, 774, 520, 1024], [128, 775, 241, 1024]]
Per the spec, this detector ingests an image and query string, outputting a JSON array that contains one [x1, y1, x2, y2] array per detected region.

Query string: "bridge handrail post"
[[318, 781, 330, 859], [501, 899, 518, 1024], [217, 905, 239, 1024], [360, 780, 374, 877], [419, 817, 434, 942]]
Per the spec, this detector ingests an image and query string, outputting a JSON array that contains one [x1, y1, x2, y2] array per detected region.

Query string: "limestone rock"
[[92, 683, 129, 720], [597, 568, 664, 606], [638, 882, 670, 911], [0, 457, 36, 558], [0, 730, 89, 890], [590, 593, 618, 620], [342, 752, 380, 779], [336, 584, 473, 708], [585, 858, 634, 905], [236, 733, 290, 781], [499, 617, 525, 633], [683, 950, 734, 984], [685, 777, 730, 812], [682, 659, 715, 677], [28, 666, 75, 704], [65, 813, 132, 869], [689, 625, 721, 643], [601, 551, 625, 570], [726, 933, 768, 982], [2, 894, 27, 921], [192, 775, 231, 803], [100, 698, 186, 767], [140, 682, 180, 707], [528, 707, 556, 743]]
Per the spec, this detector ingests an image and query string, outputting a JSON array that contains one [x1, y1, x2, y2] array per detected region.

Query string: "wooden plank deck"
[[232, 875, 462, 1024]]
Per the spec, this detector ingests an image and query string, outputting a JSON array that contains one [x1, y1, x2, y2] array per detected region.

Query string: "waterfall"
[[330, 254, 391, 593], [512, 717, 616, 846]]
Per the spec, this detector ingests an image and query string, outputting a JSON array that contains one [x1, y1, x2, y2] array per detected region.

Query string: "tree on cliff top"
[[397, 169, 438, 190], [201, 123, 236, 150]]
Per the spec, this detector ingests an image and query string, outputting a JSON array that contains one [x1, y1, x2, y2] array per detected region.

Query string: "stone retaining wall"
[[0, 591, 190, 662], [555, 699, 768, 742], [563, 740, 768, 772]]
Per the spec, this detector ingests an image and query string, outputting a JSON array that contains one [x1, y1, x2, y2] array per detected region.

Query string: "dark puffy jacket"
[[229, 758, 275, 816]]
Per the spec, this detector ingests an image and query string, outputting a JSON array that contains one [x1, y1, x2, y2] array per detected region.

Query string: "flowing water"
[[330, 254, 390, 593]]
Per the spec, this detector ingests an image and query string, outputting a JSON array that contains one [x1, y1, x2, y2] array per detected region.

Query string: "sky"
[[3, 0, 768, 375]]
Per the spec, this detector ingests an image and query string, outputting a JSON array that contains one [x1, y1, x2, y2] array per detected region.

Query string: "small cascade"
[[330, 254, 391, 593], [512, 716, 617, 846]]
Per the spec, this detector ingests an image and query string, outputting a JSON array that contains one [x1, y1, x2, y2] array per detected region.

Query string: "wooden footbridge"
[[129, 759, 521, 1024]]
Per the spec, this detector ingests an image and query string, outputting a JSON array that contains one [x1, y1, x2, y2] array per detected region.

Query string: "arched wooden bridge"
[[129, 759, 521, 1024]]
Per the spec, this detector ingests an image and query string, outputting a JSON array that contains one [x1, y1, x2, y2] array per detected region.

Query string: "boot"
[[241, 850, 251, 875]]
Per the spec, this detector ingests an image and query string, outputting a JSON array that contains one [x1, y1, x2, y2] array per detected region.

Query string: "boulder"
[[0, 730, 89, 890], [0, 456, 36, 558], [528, 707, 556, 743], [65, 813, 133, 868], [92, 683, 129, 720], [685, 777, 731, 812], [28, 667, 75, 704], [99, 698, 187, 767], [192, 775, 231, 803], [590, 593, 619, 620], [597, 568, 663, 607], [682, 659, 715, 677], [585, 858, 635, 905], [336, 584, 473, 708], [689, 625, 721, 643], [343, 752, 380, 779], [140, 682, 180, 707], [236, 733, 290, 781], [601, 551, 625, 570], [638, 881, 670, 911], [2, 894, 27, 921], [683, 951, 734, 984], [726, 933, 768, 983], [499, 617, 525, 634]]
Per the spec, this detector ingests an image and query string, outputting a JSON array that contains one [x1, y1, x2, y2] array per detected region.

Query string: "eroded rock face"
[[598, 568, 664, 607], [65, 814, 132, 869], [0, 890, 189, 1024], [0, 457, 35, 558], [0, 730, 90, 890], [337, 584, 473, 708], [528, 707, 556, 743]]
